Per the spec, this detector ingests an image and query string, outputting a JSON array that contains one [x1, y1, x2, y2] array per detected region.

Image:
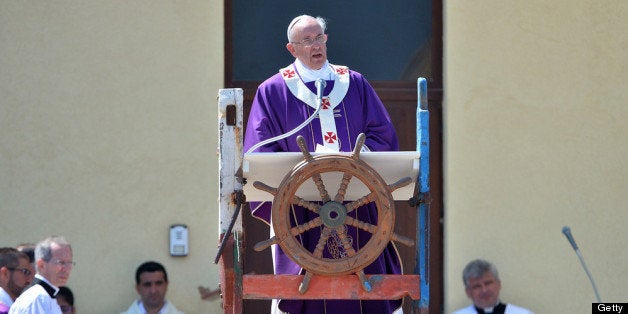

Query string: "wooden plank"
[[243, 274, 420, 300], [218, 88, 244, 234], [218, 235, 235, 313], [415, 77, 431, 311], [217, 88, 244, 314]]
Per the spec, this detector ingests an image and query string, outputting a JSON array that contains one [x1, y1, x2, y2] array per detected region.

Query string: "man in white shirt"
[[452, 259, 533, 314], [121, 261, 183, 314], [10, 236, 74, 314]]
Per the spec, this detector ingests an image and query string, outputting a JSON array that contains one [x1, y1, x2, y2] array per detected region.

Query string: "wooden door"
[[225, 1, 443, 312]]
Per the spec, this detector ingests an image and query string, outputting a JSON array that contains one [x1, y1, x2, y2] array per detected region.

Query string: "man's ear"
[[0, 266, 8, 279], [286, 43, 297, 58], [36, 259, 45, 273]]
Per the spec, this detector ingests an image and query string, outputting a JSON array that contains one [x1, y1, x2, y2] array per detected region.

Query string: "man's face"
[[37, 243, 73, 287], [286, 17, 327, 70], [465, 271, 501, 309], [136, 271, 168, 310], [6, 257, 33, 299]]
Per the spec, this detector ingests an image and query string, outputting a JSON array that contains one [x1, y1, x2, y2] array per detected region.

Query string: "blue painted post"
[[415, 77, 430, 311]]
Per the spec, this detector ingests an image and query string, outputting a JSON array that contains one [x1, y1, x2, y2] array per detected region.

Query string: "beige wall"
[[1, 1, 223, 313], [444, 1, 627, 313], [2, 1, 627, 314]]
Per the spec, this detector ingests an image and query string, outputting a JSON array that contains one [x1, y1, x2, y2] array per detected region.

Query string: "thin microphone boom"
[[562, 226, 602, 302]]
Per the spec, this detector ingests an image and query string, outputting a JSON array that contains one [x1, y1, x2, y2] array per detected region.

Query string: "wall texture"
[[1, 1, 223, 313], [444, 1, 627, 313]]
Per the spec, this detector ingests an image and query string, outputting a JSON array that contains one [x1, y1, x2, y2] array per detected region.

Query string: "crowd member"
[[15, 244, 36, 289], [0, 248, 33, 310], [10, 236, 74, 314], [15, 244, 35, 276], [56, 286, 75, 314], [453, 259, 533, 314], [243, 14, 402, 314], [121, 261, 183, 314]]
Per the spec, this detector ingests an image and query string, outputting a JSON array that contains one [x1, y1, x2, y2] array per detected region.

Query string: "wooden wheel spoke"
[[252, 181, 277, 196], [290, 217, 323, 237], [298, 271, 314, 294], [313, 227, 333, 258], [292, 195, 321, 213], [311, 173, 331, 203], [356, 270, 372, 292], [333, 171, 354, 203], [345, 216, 378, 235], [253, 236, 279, 252], [391, 233, 415, 247], [344, 192, 377, 213], [387, 177, 413, 193]]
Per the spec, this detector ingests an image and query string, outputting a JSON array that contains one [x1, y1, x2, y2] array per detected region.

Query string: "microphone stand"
[[562, 226, 602, 302]]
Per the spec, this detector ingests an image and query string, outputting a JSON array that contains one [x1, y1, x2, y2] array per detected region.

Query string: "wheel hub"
[[319, 201, 347, 228]]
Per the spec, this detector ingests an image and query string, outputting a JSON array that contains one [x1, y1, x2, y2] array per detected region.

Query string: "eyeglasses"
[[291, 34, 327, 47], [49, 260, 76, 268], [8, 267, 32, 276], [60, 305, 74, 313]]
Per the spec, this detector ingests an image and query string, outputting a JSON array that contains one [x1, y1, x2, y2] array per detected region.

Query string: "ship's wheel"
[[252, 133, 414, 294]]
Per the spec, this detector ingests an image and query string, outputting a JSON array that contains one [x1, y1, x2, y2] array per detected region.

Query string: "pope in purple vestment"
[[243, 15, 404, 314]]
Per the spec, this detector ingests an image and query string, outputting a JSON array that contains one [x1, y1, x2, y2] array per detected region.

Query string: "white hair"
[[287, 15, 327, 42]]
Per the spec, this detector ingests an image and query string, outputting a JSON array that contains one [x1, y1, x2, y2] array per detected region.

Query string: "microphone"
[[561, 226, 602, 302], [562, 226, 578, 250], [315, 78, 326, 101]]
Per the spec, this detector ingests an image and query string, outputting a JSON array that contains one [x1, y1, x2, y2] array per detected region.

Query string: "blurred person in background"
[[0, 248, 33, 311]]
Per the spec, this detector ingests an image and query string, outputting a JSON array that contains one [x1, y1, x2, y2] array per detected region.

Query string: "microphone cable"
[[246, 79, 326, 154]]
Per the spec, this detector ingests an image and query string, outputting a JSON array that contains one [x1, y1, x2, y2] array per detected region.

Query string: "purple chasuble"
[[244, 68, 403, 314]]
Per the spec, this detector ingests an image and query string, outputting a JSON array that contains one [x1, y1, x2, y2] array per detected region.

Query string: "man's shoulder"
[[451, 305, 476, 314], [506, 303, 534, 314], [0, 287, 12, 306], [257, 72, 286, 89], [9, 285, 50, 312], [120, 300, 140, 314], [164, 300, 184, 314], [12, 284, 45, 302]]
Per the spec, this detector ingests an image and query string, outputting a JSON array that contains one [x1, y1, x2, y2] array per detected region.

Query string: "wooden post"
[[414, 78, 431, 313], [218, 88, 244, 313]]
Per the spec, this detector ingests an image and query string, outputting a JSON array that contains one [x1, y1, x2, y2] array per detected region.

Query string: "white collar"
[[138, 300, 170, 314], [34, 274, 60, 295], [294, 58, 332, 83]]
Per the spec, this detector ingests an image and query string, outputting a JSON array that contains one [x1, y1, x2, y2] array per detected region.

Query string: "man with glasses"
[[244, 14, 402, 314], [0, 248, 33, 311], [15, 244, 36, 282], [10, 236, 74, 314]]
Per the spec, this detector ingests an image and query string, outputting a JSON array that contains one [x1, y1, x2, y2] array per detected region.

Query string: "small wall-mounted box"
[[169, 224, 189, 256]]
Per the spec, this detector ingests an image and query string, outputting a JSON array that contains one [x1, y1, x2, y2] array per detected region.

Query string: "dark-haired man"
[[121, 261, 183, 314], [0, 248, 33, 310]]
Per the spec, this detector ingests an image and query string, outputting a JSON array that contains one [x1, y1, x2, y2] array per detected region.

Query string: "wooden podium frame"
[[216, 78, 430, 313]]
